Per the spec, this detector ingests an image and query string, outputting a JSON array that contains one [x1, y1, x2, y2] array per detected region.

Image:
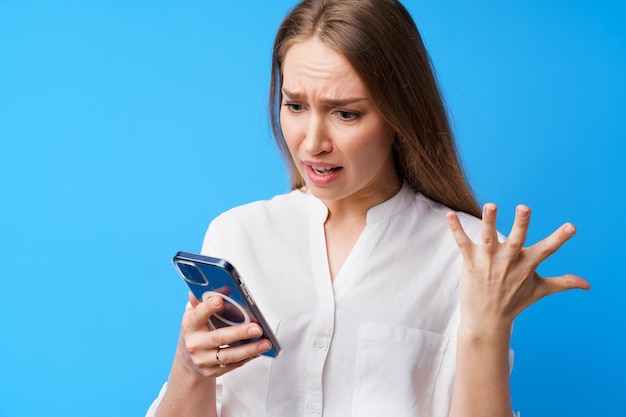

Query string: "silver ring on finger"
[[216, 346, 227, 368]]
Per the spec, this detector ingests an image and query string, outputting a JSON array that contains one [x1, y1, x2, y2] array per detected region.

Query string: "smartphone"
[[172, 251, 281, 358]]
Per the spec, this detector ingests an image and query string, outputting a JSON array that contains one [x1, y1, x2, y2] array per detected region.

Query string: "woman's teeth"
[[312, 166, 335, 174]]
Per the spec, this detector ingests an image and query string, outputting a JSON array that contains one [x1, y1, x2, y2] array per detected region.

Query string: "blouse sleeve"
[[144, 382, 168, 417]]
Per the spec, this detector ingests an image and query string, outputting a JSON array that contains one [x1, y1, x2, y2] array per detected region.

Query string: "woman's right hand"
[[179, 292, 273, 378]]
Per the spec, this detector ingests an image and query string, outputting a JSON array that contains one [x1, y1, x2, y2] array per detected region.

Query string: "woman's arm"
[[154, 294, 272, 417], [154, 333, 219, 417], [446, 204, 590, 417]]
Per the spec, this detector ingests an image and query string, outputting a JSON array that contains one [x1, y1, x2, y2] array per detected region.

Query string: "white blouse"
[[146, 184, 513, 417]]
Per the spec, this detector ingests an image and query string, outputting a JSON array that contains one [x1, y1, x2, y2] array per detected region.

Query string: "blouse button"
[[315, 338, 326, 349], [308, 403, 319, 413]]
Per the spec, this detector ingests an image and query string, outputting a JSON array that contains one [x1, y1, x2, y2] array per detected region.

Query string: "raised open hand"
[[446, 203, 590, 332]]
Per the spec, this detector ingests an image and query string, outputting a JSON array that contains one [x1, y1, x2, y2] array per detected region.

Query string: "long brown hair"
[[270, 0, 481, 217]]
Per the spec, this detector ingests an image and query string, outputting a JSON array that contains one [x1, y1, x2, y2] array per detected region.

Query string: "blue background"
[[0, 1, 624, 416]]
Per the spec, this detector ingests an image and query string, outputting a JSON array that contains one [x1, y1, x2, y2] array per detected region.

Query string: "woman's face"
[[280, 37, 399, 210]]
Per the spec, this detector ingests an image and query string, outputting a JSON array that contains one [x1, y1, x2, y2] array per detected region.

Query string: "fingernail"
[[248, 325, 263, 337], [210, 296, 221, 307], [565, 224, 576, 234], [258, 341, 271, 352]]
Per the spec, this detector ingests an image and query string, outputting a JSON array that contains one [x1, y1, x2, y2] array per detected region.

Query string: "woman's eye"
[[284, 103, 304, 112], [336, 110, 360, 121]]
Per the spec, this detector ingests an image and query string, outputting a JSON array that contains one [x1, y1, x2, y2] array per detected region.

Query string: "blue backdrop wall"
[[0, 1, 624, 416]]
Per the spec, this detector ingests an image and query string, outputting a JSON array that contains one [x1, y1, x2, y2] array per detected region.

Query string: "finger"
[[446, 211, 474, 258], [214, 339, 273, 367], [184, 323, 263, 356], [203, 354, 258, 377], [183, 295, 225, 331], [206, 322, 266, 349], [481, 203, 498, 252], [536, 273, 591, 299], [217, 356, 257, 374], [185, 330, 271, 376], [188, 345, 258, 378], [506, 205, 531, 253], [528, 222, 577, 264]]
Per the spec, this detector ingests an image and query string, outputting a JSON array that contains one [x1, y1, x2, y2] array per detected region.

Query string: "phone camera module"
[[177, 261, 208, 286]]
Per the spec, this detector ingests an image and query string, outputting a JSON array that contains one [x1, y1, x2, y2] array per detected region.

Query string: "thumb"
[[539, 274, 591, 298]]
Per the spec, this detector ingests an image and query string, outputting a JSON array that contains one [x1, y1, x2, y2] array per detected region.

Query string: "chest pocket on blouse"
[[351, 323, 448, 417]]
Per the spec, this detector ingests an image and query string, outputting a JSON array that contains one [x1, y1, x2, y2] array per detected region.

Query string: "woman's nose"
[[303, 115, 332, 155]]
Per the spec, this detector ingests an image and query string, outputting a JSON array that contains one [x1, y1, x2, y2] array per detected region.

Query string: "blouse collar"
[[303, 183, 415, 225]]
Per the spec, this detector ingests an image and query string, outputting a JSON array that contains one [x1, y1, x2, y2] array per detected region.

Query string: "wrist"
[[457, 319, 512, 346], [174, 334, 216, 384], [157, 338, 218, 417]]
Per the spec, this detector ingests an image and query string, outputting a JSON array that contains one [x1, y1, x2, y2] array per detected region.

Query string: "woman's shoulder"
[[210, 188, 311, 229], [202, 188, 312, 255]]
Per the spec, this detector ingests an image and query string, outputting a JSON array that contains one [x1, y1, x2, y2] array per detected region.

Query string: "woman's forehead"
[[281, 38, 368, 99]]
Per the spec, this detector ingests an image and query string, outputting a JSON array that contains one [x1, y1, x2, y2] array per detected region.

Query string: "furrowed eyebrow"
[[281, 88, 368, 107]]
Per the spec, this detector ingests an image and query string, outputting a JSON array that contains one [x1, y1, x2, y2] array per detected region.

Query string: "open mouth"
[[311, 165, 341, 175]]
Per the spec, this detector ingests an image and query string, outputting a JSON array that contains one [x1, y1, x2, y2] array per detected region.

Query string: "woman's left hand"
[[446, 203, 590, 333]]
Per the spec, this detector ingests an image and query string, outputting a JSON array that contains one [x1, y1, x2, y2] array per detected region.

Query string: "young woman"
[[147, 1, 589, 416]]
